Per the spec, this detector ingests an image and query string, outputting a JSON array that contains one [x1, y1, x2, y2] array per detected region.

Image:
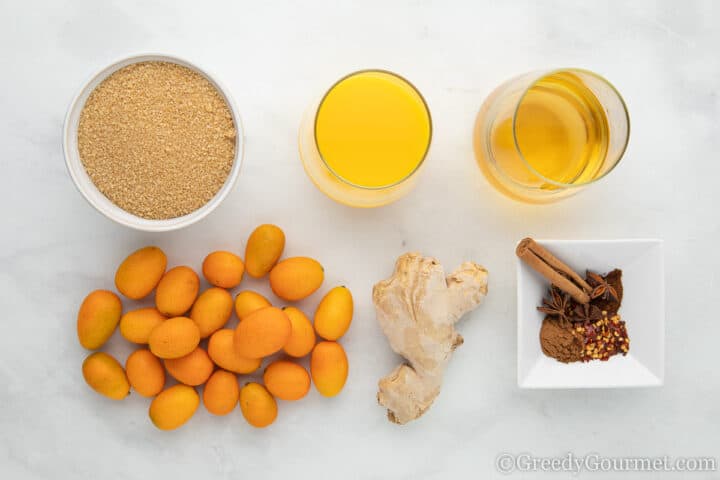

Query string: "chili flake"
[[576, 313, 630, 362]]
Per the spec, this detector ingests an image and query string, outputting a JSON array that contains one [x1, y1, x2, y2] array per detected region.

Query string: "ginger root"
[[373, 253, 488, 424]]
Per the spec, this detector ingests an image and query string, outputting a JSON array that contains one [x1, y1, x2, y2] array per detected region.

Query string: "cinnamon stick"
[[516, 237, 591, 304]]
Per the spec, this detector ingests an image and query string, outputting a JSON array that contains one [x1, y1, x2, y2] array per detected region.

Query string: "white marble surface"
[[1, 1, 719, 479]]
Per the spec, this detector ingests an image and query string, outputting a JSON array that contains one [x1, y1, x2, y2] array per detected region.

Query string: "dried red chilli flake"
[[575, 312, 630, 362]]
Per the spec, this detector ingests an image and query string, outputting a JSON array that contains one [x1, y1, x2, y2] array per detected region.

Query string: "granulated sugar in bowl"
[[64, 54, 243, 231]]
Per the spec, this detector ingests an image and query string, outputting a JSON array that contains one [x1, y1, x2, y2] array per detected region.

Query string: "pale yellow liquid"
[[489, 72, 610, 192]]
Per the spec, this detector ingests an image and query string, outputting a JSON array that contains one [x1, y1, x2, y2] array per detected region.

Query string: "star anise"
[[537, 287, 571, 323], [572, 302, 602, 322], [586, 271, 619, 302]]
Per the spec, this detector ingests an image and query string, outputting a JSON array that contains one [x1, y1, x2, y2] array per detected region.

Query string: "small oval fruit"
[[203, 370, 239, 416], [82, 352, 130, 400], [239, 382, 277, 428], [155, 266, 200, 316], [149, 385, 199, 430], [245, 224, 285, 278], [148, 317, 200, 359], [263, 360, 311, 401], [234, 290, 271, 321], [314, 286, 354, 340], [234, 307, 291, 359], [310, 341, 348, 397], [119, 307, 166, 344], [164, 348, 214, 386], [202, 251, 245, 288], [115, 246, 167, 300], [269, 257, 324, 301], [208, 329, 262, 374], [125, 349, 165, 397], [190, 288, 233, 338], [77, 290, 122, 350], [283, 307, 316, 357]]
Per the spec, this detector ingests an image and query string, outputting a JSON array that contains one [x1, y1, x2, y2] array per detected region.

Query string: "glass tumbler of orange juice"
[[299, 70, 432, 207], [474, 69, 629, 203]]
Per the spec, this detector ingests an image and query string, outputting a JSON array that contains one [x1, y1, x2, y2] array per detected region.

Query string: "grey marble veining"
[[1, 1, 719, 479]]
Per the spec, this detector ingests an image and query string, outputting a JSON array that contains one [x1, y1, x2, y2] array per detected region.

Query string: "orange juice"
[[314, 71, 431, 188]]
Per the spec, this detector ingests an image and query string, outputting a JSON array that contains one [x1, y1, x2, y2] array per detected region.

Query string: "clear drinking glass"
[[299, 70, 432, 208], [473, 68, 629, 203]]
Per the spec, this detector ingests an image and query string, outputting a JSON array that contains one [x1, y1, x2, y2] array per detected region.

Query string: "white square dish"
[[517, 239, 665, 389]]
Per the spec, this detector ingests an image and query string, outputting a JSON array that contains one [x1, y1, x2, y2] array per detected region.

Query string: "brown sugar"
[[77, 61, 236, 219]]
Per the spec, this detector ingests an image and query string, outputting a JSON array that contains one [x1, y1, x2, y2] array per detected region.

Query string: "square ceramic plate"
[[517, 239, 665, 389]]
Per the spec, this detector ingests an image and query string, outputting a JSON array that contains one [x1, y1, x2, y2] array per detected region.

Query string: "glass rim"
[[312, 68, 433, 191], [510, 68, 631, 189]]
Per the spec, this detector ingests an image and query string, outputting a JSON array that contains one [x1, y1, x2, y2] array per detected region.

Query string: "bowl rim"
[[62, 52, 244, 232]]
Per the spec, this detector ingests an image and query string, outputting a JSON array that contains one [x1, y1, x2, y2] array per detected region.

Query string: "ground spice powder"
[[539, 316, 584, 363], [78, 61, 236, 219]]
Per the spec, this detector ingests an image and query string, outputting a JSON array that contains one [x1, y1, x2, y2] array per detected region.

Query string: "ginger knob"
[[372, 253, 488, 424]]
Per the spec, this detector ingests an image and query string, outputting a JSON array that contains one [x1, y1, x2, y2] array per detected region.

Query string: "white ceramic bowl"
[[63, 54, 244, 232], [517, 239, 665, 389]]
